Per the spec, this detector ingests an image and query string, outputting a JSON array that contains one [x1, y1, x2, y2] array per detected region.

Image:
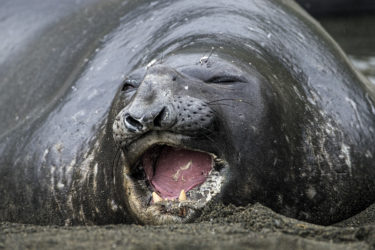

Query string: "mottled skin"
[[0, 0, 375, 225]]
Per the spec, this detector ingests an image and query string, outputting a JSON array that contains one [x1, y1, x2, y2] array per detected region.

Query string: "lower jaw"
[[121, 152, 228, 225]]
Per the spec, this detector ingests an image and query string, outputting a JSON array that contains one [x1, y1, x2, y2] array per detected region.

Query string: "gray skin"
[[0, 0, 375, 225]]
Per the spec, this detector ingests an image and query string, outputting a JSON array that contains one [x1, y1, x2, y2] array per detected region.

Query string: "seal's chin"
[[121, 136, 227, 225]]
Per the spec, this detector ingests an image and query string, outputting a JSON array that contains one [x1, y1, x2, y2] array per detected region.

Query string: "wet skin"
[[0, 0, 375, 225], [111, 48, 375, 224], [110, 55, 270, 224]]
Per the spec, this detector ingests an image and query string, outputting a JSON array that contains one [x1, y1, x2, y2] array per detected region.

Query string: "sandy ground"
[[1, 203, 375, 249]]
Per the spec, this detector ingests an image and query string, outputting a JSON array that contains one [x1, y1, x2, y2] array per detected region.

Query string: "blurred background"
[[297, 0, 375, 16], [297, 0, 375, 85]]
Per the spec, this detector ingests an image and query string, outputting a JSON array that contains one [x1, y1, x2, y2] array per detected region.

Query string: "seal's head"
[[112, 52, 272, 225]]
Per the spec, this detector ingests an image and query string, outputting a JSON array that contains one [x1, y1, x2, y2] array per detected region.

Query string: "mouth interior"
[[142, 146, 213, 200]]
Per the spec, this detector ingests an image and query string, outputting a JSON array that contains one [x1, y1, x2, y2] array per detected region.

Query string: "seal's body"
[[0, 0, 374, 225]]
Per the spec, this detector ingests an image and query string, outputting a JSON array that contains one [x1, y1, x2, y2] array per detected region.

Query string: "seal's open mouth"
[[143, 146, 213, 200], [122, 140, 227, 224]]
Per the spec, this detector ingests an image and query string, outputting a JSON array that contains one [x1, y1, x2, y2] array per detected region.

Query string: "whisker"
[[202, 133, 216, 144], [189, 133, 219, 150], [206, 98, 253, 106], [206, 47, 214, 63], [217, 87, 233, 90], [198, 126, 214, 134], [207, 103, 236, 108], [204, 107, 226, 121], [200, 47, 215, 65], [187, 126, 221, 151]]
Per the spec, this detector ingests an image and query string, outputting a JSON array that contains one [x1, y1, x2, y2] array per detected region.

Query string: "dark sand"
[[1, 203, 374, 249], [1, 14, 375, 250]]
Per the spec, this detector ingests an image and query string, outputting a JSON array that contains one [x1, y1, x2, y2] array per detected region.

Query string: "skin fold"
[[0, 0, 374, 225]]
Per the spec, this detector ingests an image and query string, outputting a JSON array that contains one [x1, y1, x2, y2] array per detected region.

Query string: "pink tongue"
[[143, 146, 213, 199]]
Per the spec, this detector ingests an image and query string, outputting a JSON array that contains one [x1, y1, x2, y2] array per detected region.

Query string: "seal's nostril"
[[153, 107, 166, 127], [124, 114, 143, 132]]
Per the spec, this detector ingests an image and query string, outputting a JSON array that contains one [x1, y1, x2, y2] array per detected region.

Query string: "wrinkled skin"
[[0, 0, 375, 225], [112, 48, 375, 225], [110, 58, 270, 224]]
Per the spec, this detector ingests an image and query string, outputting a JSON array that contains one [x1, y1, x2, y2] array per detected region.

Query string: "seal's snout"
[[110, 65, 227, 225], [123, 113, 144, 133], [123, 106, 171, 133], [113, 65, 216, 147]]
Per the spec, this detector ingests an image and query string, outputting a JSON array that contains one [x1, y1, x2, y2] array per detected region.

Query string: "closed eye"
[[206, 75, 245, 84], [121, 79, 138, 92]]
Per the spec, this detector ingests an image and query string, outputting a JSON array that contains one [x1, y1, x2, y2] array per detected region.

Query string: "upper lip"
[[121, 131, 202, 168]]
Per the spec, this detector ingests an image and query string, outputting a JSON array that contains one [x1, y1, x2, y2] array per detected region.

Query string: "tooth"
[[179, 207, 187, 217], [179, 189, 187, 201], [152, 192, 163, 203]]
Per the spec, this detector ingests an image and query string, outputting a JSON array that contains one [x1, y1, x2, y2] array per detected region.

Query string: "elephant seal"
[[0, 0, 375, 226]]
